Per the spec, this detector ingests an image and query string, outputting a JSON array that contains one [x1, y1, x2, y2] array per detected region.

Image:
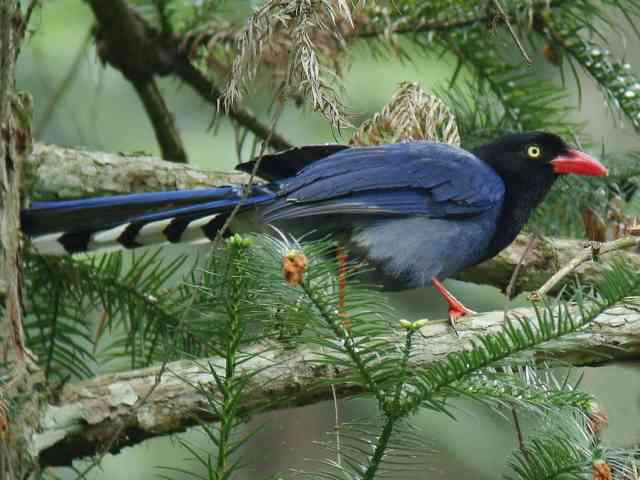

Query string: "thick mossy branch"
[[29, 303, 640, 467], [25, 143, 251, 200], [23, 144, 640, 296]]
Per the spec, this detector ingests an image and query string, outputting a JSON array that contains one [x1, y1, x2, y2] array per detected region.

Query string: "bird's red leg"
[[336, 247, 351, 330], [431, 277, 476, 332]]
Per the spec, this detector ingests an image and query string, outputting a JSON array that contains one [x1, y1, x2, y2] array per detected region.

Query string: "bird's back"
[[261, 142, 506, 289]]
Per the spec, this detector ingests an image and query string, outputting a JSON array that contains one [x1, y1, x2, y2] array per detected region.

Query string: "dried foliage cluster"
[[349, 82, 461, 146], [219, 0, 360, 127]]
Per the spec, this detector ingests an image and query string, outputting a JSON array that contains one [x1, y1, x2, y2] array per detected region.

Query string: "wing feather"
[[263, 142, 504, 223]]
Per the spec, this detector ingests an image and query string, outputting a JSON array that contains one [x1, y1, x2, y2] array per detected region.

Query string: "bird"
[[21, 132, 608, 327]]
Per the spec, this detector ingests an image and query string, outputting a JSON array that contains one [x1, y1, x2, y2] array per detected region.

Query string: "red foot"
[[431, 277, 476, 333], [337, 247, 351, 330]]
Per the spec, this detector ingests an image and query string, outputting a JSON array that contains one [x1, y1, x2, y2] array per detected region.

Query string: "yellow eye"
[[527, 145, 542, 158]]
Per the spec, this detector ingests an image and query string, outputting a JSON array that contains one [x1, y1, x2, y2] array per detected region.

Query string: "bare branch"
[[531, 237, 640, 300], [86, 0, 292, 153], [491, 0, 532, 64], [132, 78, 188, 163], [458, 234, 640, 297], [25, 143, 252, 200]]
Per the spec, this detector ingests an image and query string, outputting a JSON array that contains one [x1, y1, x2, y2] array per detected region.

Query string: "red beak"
[[551, 149, 608, 176]]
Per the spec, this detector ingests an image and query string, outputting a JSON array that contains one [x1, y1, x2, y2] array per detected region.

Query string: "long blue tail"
[[21, 186, 276, 255]]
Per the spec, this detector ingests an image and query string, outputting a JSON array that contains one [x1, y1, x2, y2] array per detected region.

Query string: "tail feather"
[[22, 186, 275, 255]]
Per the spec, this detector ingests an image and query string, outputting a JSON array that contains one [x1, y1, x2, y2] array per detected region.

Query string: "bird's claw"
[[431, 277, 476, 336], [448, 305, 476, 336]]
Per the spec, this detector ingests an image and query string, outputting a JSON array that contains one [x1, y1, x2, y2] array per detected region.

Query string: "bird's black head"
[[473, 131, 608, 182], [476, 132, 608, 260]]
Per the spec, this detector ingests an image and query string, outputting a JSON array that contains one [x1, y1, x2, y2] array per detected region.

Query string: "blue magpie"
[[21, 132, 608, 324]]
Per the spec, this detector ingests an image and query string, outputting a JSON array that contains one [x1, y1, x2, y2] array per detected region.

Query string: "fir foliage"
[[19, 0, 640, 478], [164, 233, 640, 479], [24, 250, 192, 378], [159, 236, 266, 480]]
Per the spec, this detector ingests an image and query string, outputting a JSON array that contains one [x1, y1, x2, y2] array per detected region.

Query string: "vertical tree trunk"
[[0, 0, 26, 363], [0, 1, 36, 478]]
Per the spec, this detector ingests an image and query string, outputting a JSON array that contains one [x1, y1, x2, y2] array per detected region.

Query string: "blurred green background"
[[17, 1, 640, 478]]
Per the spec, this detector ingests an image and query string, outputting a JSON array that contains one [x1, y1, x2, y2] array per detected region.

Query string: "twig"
[[331, 384, 342, 467], [491, 0, 532, 64], [35, 28, 92, 137], [505, 234, 538, 303], [131, 78, 188, 163], [348, 0, 570, 41], [213, 101, 285, 243], [21, 0, 41, 36], [166, 103, 284, 363], [511, 406, 529, 461], [503, 234, 538, 323], [172, 57, 293, 151], [531, 236, 640, 300]]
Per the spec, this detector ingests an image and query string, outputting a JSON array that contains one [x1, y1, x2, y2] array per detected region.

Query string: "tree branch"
[[0, 0, 27, 363], [171, 55, 293, 151], [24, 143, 640, 295], [86, 0, 292, 153], [457, 234, 640, 296], [1, 2, 39, 478], [131, 78, 187, 163], [88, 0, 187, 163], [532, 237, 640, 299], [25, 143, 251, 199], [30, 304, 640, 467]]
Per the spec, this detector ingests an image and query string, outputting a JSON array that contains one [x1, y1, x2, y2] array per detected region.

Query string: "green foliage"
[[160, 236, 274, 480], [21, 0, 640, 478], [162, 234, 639, 480], [24, 250, 192, 379]]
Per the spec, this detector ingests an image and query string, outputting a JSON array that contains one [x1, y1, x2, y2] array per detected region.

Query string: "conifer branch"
[[29, 303, 640, 466]]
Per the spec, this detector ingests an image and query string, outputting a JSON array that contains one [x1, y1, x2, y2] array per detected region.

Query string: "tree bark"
[[29, 304, 640, 467], [0, 0, 25, 365], [0, 1, 38, 478], [26, 143, 250, 200]]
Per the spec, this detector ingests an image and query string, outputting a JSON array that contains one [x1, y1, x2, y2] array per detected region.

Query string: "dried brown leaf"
[[221, 0, 360, 128], [350, 82, 460, 146]]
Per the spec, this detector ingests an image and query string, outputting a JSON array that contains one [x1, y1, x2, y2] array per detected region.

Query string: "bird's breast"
[[346, 211, 501, 290]]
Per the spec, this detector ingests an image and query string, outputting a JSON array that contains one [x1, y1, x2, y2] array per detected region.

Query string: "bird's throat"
[[484, 174, 557, 260]]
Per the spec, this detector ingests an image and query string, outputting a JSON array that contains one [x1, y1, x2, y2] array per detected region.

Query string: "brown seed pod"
[[283, 250, 308, 286], [593, 459, 612, 480]]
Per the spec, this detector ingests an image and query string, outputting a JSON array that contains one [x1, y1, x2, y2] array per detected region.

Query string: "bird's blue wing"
[[263, 142, 505, 222]]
